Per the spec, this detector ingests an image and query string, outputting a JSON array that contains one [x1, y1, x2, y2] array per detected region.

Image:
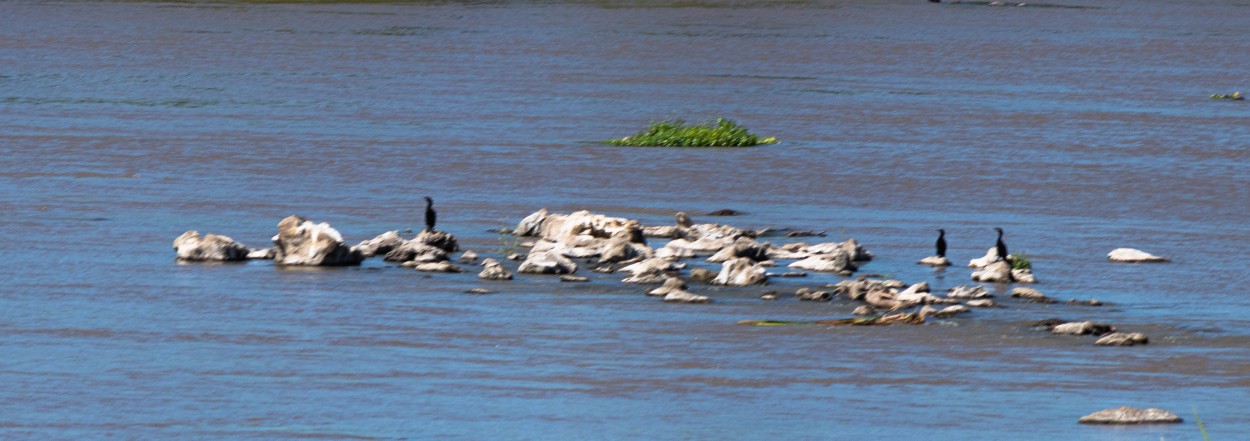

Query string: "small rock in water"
[[465, 288, 494, 295], [458, 250, 479, 263], [663, 289, 710, 304], [852, 305, 877, 316], [1051, 321, 1115, 336], [1078, 406, 1181, 424], [1011, 287, 1057, 303], [964, 299, 997, 308], [559, 275, 590, 283], [1095, 332, 1149, 346], [1067, 298, 1104, 306], [795, 288, 833, 302], [688, 268, 718, 284], [917, 255, 951, 267], [760, 291, 778, 301], [706, 209, 742, 216]]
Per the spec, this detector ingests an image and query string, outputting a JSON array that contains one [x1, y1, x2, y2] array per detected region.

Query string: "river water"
[[3, 0, 1249, 439]]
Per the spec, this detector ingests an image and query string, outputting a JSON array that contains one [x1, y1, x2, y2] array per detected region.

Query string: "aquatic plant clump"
[[1210, 91, 1244, 100], [605, 119, 778, 147]]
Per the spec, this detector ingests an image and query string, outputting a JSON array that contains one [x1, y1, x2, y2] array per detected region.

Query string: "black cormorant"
[[424, 196, 437, 232], [994, 227, 1009, 263], [935, 229, 947, 258]]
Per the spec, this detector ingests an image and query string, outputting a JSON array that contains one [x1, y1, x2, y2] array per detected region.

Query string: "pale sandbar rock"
[[965, 299, 998, 308], [1051, 321, 1115, 336], [1095, 332, 1149, 346], [1078, 406, 1181, 424], [412, 261, 464, 273], [917, 255, 951, 266], [1108, 248, 1168, 263]]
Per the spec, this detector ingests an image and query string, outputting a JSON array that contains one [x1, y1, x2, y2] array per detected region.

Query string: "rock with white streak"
[[271, 215, 363, 266], [173, 231, 250, 262]]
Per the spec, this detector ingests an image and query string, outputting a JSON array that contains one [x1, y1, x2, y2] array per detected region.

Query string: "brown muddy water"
[[2, 0, 1250, 439]]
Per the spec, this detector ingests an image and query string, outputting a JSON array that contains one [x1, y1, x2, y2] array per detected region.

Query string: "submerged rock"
[[1011, 287, 1057, 304], [1107, 248, 1168, 263], [173, 231, 249, 262], [410, 261, 464, 273], [1095, 332, 1149, 346], [663, 289, 710, 304], [271, 215, 363, 266], [1051, 321, 1115, 336], [1078, 406, 1181, 424], [795, 288, 833, 302], [852, 305, 877, 316]]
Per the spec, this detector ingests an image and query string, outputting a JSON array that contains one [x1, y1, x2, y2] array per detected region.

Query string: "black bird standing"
[[423, 196, 437, 232], [994, 227, 1009, 263], [935, 229, 947, 258]]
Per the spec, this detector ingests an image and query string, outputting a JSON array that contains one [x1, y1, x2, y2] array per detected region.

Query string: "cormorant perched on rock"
[[424, 196, 437, 232], [935, 229, 947, 258], [994, 227, 1009, 263]]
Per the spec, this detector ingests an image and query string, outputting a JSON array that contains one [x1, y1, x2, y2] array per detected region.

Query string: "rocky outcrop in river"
[[272, 215, 363, 266]]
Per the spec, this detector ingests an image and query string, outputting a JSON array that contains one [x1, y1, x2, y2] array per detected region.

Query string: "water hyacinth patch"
[[605, 118, 778, 147]]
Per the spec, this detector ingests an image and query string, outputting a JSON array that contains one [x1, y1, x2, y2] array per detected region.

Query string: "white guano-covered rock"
[[1107, 248, 1168, 263], [271, 215, 363, 266]]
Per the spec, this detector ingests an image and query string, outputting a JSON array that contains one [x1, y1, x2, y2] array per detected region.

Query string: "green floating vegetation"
[[1210, 92, 1244, 100], [605, 118, 778, 147]]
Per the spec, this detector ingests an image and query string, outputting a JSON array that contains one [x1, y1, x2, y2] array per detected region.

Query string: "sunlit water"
[[3, 0, 1250, 439]]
